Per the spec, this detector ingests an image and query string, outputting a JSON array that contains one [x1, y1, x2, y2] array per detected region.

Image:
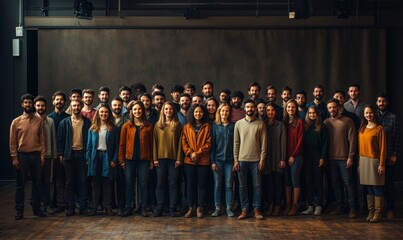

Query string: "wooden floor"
[[0, 182, 402, 240]]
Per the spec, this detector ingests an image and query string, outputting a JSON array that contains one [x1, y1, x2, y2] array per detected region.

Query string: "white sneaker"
[[301, 206, 314, 215], [314, 206, 322, 216]]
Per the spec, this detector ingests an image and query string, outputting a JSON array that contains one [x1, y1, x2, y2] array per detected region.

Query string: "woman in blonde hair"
[[152, 102, 183, 217], [283, 100, 304, 216], [210, 103, 235, 217], [358, 105, 386, 223], [86, 104, 119, 216], [301, 106, 328, 216]]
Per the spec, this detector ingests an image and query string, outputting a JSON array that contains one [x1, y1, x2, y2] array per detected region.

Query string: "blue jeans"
[[64, 150, 88, 211], [284, 156, 303, 188], [367, 185, 383, 197], [213, 161, 234, 208], [125, 160, 149, 209], [238, 161, 262, 210], [330, 160, 357, 210], [15, 152, 42, 211], [155, 159, 178, 210]]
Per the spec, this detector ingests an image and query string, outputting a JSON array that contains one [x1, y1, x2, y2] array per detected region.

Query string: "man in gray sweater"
[[234, 99, 267, 220]]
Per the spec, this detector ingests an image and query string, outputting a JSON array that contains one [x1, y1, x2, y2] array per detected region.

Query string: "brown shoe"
[[238, 210, 248, 220], [197, 207, 204, 218], [185, 208, 195, 218], [330, 208, 343, 215], [264, 204, 273, 216], [349, 209, 357, 219], [254, 209, 264, 220], [288, 204, 298, 216], [387, 210, 395, 220], [272, 206, 280, 216]]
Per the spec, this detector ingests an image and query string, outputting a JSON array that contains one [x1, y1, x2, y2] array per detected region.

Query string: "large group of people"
[[9, 81, 400, 223]]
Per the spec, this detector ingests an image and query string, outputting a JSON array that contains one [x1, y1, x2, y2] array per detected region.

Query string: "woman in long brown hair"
[[358, 104, 386, 222], [152, 102, 183, 217], [301, 106, 328, 216], [86, 104, 119, 216], [118, 100, 153, 217]]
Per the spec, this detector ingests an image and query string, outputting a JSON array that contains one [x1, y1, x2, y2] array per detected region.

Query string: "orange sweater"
[[181, 123, 211, 166], [119, 121, 153, 165], [358, 125, 387, 166]]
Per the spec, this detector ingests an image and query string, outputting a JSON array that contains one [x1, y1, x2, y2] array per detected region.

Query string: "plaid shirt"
[[378, 109, 400, 158]]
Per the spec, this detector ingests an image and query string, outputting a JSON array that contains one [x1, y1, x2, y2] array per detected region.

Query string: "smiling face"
[[34, 100, 46, 116], [98, 106, 110, 122], [132, 104, 143, 119], [281, 90, 291, 102], [180, 96, 191, 111], [364, 107, 374, 122], [206, 100, 217, 114], [202, 84, 213, 98], [220, 105, 230, 122], [286, 101, 297, 116], [53, 95, 65, 110], [248, 86, 260, 100], [266, 105, 276, 120], [333, 92, 345, 105], [98, 91, 109, 103], [194, 107, 204, 122], [327, 102, 338, 118], [348, 86, 360, 101], [163, 103, 174, 119], [376, 97, 388, 111], [83, 93, 94, 106], [313, 87, 324, 101], [111, 100, 122, 115], [245, 102, 256, 117], [266, 89, 276, 102], [307, 107, 317, 121]]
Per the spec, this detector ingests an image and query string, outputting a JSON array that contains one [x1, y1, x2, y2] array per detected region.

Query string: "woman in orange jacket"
[[182, 104, 212, 218], [118, 100, 153, 217]]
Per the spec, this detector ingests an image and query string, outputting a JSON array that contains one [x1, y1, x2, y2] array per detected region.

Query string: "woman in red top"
[[283, 100, 304, 216]]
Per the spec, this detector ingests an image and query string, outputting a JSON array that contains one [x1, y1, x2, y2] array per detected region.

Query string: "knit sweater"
[[234, 117, 267, 162], [324, 115, 357, 160], [153, 122, 183, 163], [358, 125, 387, 166]]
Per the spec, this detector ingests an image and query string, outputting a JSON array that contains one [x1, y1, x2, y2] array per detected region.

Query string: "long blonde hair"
[[215, 103, 232, 125], [156, 102, 180, 132], [90, 104, 115, 132]]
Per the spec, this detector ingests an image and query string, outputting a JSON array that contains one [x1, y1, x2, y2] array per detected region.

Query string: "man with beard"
[[48, 91, 70, 214], [140, 93, 159, 125], [178, 93, 191, 126], [152, 92, 166, 113], [376, 93, 400, 219], [171, 84, 184, 112], [307, 85, 328, 121], [57, 100, 91, 216], [34, 96, 57, 215], [81, 89, 96, 120], [295, 90, 307, 120], [280, 86, 292, 108], [111, 96, 129, 216], [184, 83, 196, 97], [130, 82, 147, 100], [192, 94, 204, 105], [234, 99, 267, 220], [265, 85, 282, 120], [230, 90, 246, 122], [248, 82, 261, 102], [333, 90, 360, 129], [151, 84, 164, 95], [324, 98, 357, 219], [10, 93, 46, 220], [256, 99, 267, 121], [201, 81, 214, 101], [344, 83, 366, 119], [119, 86, 132, 119], [95, 86, 110, 110], [219, 89, 231, 104], [65, 88, 82, 115]]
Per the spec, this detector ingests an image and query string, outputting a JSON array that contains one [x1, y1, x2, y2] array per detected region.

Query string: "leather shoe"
[[120, 208, 133, 217], [51, 206, 65, 214], [105, 208, 115, 216], [254, 209, 264, 220], [141, 208, 148, 217], [238, 210, 248, 220], [66, 209, 76, 216], [33, 209, 47, 217], [153, 207, 163, 217], [86, 208, 97, 216], [15, 211, 23, 220]]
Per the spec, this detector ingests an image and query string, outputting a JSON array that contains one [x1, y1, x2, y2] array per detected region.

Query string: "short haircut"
[[327, 98, 340, 106], [295, 90, 307, 97], [230, 90, 245, 100], [348, 83, 361, 91], [52, 91, 67, 101], [119, 85, 132, 94], [70, 88, 82, 97], [282, 86, 292, 93], [255, 98, 266, 105], [99, 86, 110, 93], [139, 93, 152, 101], [266, 85, 277, 92], [201, 81, 213, 88], [34, 95, 47, 105], [82, 89, 95, 95], [21, 93, 34, 103], [313, 84, 324, 90], [171, 84, 184, 93], [244, 99, 256, 106], [152, 91, 165, 99], [111, 96, 124, 103], [248, 82, 261, 91], [179, 93, 191, 100], [130, 82, 147, 93], [376, 92, 389, 101], [151, 84, 164, 92], [333, 89, 346, 98], [220, 89, 231, 95], [184, 83, 196, 90]]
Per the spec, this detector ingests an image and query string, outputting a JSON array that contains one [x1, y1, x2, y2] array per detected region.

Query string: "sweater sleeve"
[[181, 125, 193, 157], [379, 127, 387, 166], [347, 119, 357, 159], [86, 130, 93, 161], [233, 122, 240, 162], [260, 122, 267, 161]]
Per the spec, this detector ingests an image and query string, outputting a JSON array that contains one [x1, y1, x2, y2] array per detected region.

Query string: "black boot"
[[153, 206, 163, 217], [169, 208, 179, 217], [120, 208, 133, 217], [105, 208, 115, 216], [141, 207, 148, 217], [15, 210, 23, 220], [33, 208, 47, 217], [87, 207, 97, 216]]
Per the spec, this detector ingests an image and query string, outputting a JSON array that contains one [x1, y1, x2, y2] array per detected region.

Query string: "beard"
[[246, 110, 254, 116], [180, 103, 190, 111], [55, 103, 64, 110], [315, 95, 323, 101], [231, 102, 242, 109], [24, 106, 34, 114], [112, 108, 122, 115], [36, 109, 45, 115]]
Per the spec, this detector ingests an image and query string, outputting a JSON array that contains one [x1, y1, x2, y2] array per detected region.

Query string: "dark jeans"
[[15, 152, 42, 211], [90, 151, 112, 209], [385, 164, 395, 210], [263, 172, 282, 207], [156, 159, 178, 210], [330, 160, 356, 210], [184, 164, 209, 208], [64, 150, 88, 211], [366, 185, 383, 197], [238, 161, 262, 210], [304, 151, 324, 207], [42, 158, 53, 207], [116, 166, 126, 210], [125, 160, 149, 209], [148, 168, 157, 207], [54, 157, 66, 208]]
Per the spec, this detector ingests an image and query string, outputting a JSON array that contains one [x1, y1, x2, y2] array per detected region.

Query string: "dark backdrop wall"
[[38, 28, 386, 103]]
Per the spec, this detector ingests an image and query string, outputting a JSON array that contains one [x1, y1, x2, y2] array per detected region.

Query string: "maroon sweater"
[[286, 118, 304, 158]]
